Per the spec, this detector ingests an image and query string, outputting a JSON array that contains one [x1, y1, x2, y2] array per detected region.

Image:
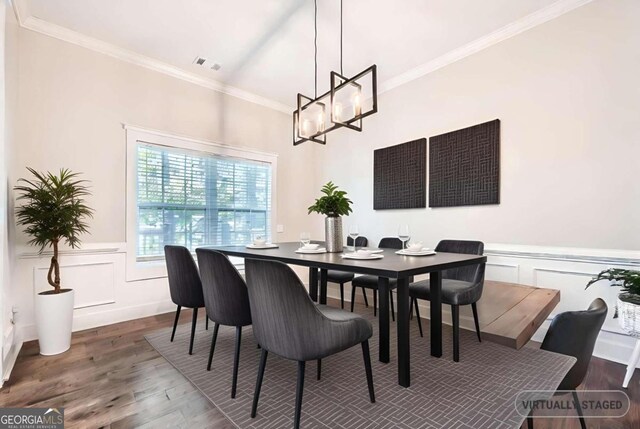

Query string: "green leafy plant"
[[586, 268, 640, 305], [15, 168, 93, 294], [308, 181, 353, 217]]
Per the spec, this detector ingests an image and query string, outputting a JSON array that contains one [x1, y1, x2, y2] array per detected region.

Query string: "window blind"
[[136, 143, 272, 260]]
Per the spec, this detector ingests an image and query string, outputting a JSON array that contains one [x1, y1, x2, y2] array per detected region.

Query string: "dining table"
[[200, 242, 487, 388]]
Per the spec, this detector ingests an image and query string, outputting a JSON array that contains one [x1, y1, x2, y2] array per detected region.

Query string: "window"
[[126, 126, 277, 280]]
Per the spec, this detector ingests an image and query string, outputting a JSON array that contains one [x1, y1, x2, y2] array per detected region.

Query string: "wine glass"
[[300, 232, 311, 248], [398, 224, 410, 250], [349, 224, 360, 252]]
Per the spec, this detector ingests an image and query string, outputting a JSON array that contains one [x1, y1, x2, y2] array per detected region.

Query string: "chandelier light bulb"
[[333, 102, 343, 122]]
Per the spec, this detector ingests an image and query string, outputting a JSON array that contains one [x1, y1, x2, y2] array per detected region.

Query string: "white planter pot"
[[36, 289, 75, 355], [617, 296, 640, 338]]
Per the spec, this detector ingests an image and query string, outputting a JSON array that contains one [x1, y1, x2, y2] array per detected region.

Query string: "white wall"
[[315, 0, 640, 251], [1, 0, 20, 385], [8, 25, 317, 350], [315, 0, 640, 368]]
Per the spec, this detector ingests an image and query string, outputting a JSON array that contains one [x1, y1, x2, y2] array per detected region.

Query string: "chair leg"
[[189, 307, 198, 355], [231, 326, 242, 398], [373, 290, 377, 317], [362, 287, 369, 307], [170, 305, 181, 342], [206, 315, 209, 330], [317, 359, 322, 381], [410, 297, 414, 320], [452, 305, 460, 362], [390, 290, 395, 322], [251, 349, 268, 418], [572, 391, 587, 429], [350, 285, 356, 313], [207, 323, 220, 371], [414, 298, 424, 338], [361, 340, 376, 403], [472, 302, 481, 342], [294, 361, 306, 429], [527, 410, 533, 429], [340, 284, 345, 309]]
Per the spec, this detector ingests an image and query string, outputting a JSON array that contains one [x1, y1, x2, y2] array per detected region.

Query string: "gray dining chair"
[[527, 298, 607, 429], [351, 237, 404, 320], [164, 245, 207, 355], [327, 236, 369, 309], [196, 248, 252, 399], [409, 240, 485, 362], [245, 258, 375, 429]]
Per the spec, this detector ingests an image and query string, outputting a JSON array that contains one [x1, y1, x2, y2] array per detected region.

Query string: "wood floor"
[[1, 299, 638, 429]]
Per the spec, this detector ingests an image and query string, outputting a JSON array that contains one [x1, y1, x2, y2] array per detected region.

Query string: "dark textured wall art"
[[429, 119, 500, 208], [373, 138, 426, 210]]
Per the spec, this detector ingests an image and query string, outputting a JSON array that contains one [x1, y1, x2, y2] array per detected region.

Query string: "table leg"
[[623, 338, 640, 388], [430, 271, 443, 358], [319, 269, 328, 305], [308, 268, 318, 302], [377, 277, 390, 363], [397, 277, 411, 387]]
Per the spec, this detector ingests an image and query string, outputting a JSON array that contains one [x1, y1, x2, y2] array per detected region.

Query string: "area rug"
[[145, 311, 575, 429]]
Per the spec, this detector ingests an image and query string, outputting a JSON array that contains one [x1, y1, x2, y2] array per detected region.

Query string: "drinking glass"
[[398, 224, 410, 249], [349, 224, 360, 252], [300, 232, 311, 248]]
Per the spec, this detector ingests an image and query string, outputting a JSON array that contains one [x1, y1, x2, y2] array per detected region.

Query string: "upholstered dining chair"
[[527, 298, 607, 429], [196, 248, 252, 399], [409, 240, 485, 362], [164, 245, 206, 355], [327, 236, 369, 309], [351, 237, 404, 320], [245, 258, 375, 429]]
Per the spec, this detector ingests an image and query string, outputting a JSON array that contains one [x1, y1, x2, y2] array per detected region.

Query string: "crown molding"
[[8, 0, 26, 25], [11, 0, 593, 109], [379, 0, 595, 94], [15, 12, 293, 113]]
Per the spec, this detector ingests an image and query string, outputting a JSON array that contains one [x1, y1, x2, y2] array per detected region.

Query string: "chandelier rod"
[[314, 0, 318, 98], [340, 0, 343, 76]]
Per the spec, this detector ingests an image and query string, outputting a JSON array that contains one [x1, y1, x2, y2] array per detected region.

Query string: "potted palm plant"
[[14, 168, 93, 355], [308, 182, 353, 252], [586, 269, 640, 336]]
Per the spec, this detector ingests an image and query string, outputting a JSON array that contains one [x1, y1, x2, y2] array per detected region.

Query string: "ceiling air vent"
[[193, 56, 221, 71]]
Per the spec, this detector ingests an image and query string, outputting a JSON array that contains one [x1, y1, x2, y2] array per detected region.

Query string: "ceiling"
[[22, 0, 573, 108]]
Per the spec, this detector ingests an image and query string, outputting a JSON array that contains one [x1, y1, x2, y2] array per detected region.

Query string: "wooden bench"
[[466, 281, 560, 349]]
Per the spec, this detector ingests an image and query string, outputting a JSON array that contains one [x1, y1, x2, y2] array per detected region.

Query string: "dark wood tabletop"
[[200, 241, 487, 388], [202, 242, 486, 278]]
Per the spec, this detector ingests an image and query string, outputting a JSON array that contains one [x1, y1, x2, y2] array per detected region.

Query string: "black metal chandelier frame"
[[293, 0, 378, 146]]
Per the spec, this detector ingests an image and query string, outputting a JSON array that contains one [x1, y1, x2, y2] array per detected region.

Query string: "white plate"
[[349, 248, 384, 254], [295, 248, 327, 254], [342, 253, 384, 260], [246, 243, 279, 249], [395, 249, 436, 256]]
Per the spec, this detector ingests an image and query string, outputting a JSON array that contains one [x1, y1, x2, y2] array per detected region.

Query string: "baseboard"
[[18, 299, 176, 343], [2, 340, 23, 387]]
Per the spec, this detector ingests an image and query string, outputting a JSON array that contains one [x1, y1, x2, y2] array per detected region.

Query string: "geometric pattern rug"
[[145, 310, 575, 429]]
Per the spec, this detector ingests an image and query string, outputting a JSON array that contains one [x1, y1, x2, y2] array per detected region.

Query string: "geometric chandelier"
[[293, 0, 378, 146]]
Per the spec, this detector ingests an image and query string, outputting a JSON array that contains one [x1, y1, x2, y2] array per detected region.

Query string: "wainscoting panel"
[[34, 262, 116, 309], [9, 241, 640, 383], [486, 262, 520, 283]]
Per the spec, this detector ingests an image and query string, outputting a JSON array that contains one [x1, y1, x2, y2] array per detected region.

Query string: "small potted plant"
[[308, 182, 353, 252], [15, 168, 93, 355], [586, 269, 640, 336]]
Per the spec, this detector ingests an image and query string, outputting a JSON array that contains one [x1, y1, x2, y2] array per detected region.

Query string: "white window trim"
[[125, 125, 278, 282]]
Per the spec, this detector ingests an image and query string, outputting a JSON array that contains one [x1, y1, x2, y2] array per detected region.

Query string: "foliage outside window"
[[136, 143, 272, 260]]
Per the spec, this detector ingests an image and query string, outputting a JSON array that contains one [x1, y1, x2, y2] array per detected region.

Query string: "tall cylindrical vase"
[[325, 216, 343, 253]]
